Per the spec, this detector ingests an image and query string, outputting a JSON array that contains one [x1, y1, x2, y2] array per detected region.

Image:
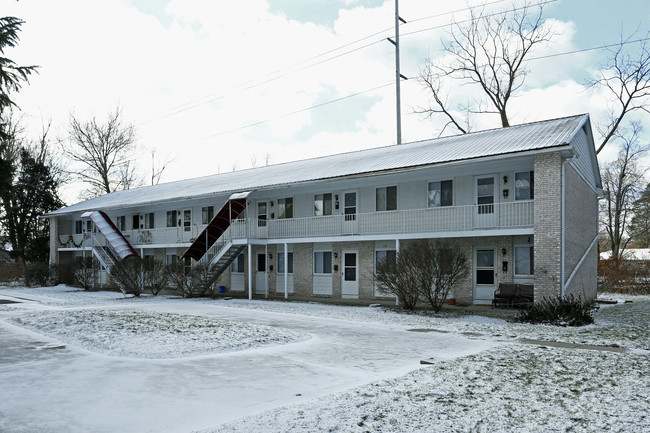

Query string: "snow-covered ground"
[[0, 285, 648, 433]]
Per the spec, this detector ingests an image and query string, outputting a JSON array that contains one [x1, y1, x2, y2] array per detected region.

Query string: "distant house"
[[600, 249, 650, 262], [44, 114, 603, 304], [0, 248, 14, 264]]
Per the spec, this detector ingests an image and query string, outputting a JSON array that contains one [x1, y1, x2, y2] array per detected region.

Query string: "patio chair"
[[512, 284, 534, 308], [492, 283, 517, 309]]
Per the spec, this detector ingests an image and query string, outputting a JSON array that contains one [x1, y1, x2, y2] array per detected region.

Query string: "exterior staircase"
[[182, 193, 249, 293], [82, 210, 139, 276]]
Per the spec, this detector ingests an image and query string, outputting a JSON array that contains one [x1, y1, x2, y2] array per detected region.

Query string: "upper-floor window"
[[166, 210, 178, 228], [376, 186, 397, 211], [514, 245, 534, 276], [277, 252, 294, 274], [515, 171, 534, 200], [428, 180, 453, 207], [314, 251, 332, 274], [202, 206, 214, 224], [314, 193, 332, 216], [144, 212, 155, 229], [116, 216, 126, 231], [278, 197, 293, 219], [133, 215, 140, 230], [75, 220, 83, 234]]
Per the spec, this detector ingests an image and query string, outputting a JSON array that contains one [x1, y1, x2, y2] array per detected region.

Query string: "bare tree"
[[416, 2, 554, 135], [629, 182, 650, 247], [63, 108, 141, 198], [589, 31, 650, 154], [600, 122, 648, 258]]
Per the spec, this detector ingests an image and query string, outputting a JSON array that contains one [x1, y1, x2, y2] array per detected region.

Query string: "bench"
[[492, 283, 517, 309]]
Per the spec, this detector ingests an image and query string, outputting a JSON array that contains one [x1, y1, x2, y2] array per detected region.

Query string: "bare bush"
[[376, 240, 469, 311], [73, 257, 94, 290], [420, 241, 469, 312], [143, 260, 169, 295], [109, 257, 144, 297], [167, 262, 213, 298]]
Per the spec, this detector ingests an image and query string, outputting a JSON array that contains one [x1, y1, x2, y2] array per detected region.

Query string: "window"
[[515, 245, 534, 276], [231, 253, 245, 273], [257, 253, 266, 272], [314, 251, 332, 274], [166, 254, 177, 266], [277, 252, 294, 274], [202, 206, 214, 224], [74, 220, 83, 234], [144, 212, 155, 229], [428, 180, 453, 207], [143, 254, 154, 268], [375, 249, 396, 271], [116, 216, 126, 231], [314, 193, 332, 216], [376, 186, 397, 211], [515, 171, 534, 200], [166, 210, 179, 227], [278, 197, 293, 219], [133, 215, 140, 230]]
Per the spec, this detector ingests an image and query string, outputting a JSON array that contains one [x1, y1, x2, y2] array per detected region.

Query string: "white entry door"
[[341, 250, 359, 299], [474, 175, 497, 228], [255, 253, 267, 295], [342, 191, 358, 234], [182, 209, 193, 242], [474, 248, 496, 303]]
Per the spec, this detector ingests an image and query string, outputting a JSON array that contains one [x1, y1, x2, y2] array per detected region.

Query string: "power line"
[[202, 81, 395, 140], [136, 2, 502, 126]]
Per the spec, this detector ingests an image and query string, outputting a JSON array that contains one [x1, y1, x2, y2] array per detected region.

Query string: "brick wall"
[[563, 163, 598, 300], [534, 153, 563, 300]]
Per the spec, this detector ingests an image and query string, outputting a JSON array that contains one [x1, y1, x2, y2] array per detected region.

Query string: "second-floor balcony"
[[58, 201, 534, 250]]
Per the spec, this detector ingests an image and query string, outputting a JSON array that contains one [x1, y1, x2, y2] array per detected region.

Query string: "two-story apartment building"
[[45, 114, 602, 305]]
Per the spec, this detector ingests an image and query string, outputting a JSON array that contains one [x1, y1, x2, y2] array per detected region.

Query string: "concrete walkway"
[[0, 295, 498, 433]]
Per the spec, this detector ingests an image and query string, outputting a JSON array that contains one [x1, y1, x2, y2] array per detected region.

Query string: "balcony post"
[[284, 242, 288, 299], [248, 243, 252, 300]]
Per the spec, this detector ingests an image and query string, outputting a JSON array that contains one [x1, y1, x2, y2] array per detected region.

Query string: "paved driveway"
[[0, 295, 497, 433]]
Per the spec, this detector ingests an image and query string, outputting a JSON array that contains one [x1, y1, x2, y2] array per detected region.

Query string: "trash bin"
[[219, 285, 226, 293]]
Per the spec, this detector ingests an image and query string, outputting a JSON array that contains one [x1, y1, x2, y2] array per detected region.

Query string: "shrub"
[[110, 257, 144, 297], [598, 258, 650, 294], [167, 262, 213, 298], [73, 257, 94, 291], [515, 295, 598, 327], [143, 260, 170, 295], [23, 262, 50, 287], [375, 240, 468, 311]]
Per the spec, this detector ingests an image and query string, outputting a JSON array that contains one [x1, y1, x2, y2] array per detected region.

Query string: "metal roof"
[[46, 114, 593, 216]]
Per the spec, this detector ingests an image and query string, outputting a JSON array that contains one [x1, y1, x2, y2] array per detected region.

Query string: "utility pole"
[[387, 0, 407, 144]]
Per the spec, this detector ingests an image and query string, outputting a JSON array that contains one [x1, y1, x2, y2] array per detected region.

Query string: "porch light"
[[270, 201, 274, 206], [502, 248, 507, 256], [503, 175, 508, 184], [269, 253, 272, 260]]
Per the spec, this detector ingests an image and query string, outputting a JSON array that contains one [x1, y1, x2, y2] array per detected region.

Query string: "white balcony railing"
[[58, 201, 534, 249]]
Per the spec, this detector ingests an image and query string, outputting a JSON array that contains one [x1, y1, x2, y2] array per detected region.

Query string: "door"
[[474, 175, 497, 228], [182, 209, 192, 241], [256, 201, 268, 238], [474, 248, 496, 303], [255, 253, 267, 295], [342, 191, 358, 234], [341, 250, 359, 299]]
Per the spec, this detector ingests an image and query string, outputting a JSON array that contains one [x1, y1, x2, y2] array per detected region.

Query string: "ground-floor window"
[[515, 245, 534, 276], [314, 251, 332, 274], [375, 249, 396, 271], [277, 252, 293, 274], [231, 253, 245, 273]]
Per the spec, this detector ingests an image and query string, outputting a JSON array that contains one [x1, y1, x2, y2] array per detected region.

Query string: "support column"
[[264, 244, 268, 298], [248, 243, 252, 300], [284, 242, 288, 299], [395, 238, 400, 306]]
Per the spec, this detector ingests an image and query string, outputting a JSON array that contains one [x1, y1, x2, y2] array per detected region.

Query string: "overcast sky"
[[3, 0, 649, 204]]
